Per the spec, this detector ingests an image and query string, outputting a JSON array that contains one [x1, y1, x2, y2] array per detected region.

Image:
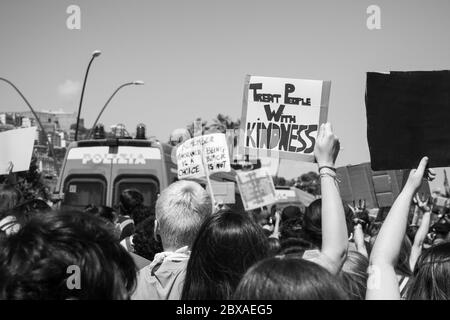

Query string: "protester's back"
[[181, 209, 269, 300], [132, 180, 211, 300]]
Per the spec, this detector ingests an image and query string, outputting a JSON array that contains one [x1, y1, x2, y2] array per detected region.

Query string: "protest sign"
[[176, 133, 231, 180], [0, 127, 37, 175], [210, 181, 236, 204], [240, 75, 331, 161], [236, 168, 277, 211], [366, 70, 450, 170]]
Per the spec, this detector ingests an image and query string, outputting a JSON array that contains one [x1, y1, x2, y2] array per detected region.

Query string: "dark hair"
[[234, 255, 348, 300], [181, 209, 269, 300], [338, 251, 369, 300], [85, 205, 117, 224], [280, 217, 303, 240], [132, 216, 163, 261], [302, 199, 322, 248], [280, 237, 315, 256], [396, 236, 413, 277], [119, 189, 152, 226], [407, 242, 450, 300], [0, 210, 137, 299], [267, 237, 281, 256], [281, 205, 302, 221]]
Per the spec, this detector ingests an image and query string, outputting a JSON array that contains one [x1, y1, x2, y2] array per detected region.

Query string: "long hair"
[[407, 242, 450, 300], [338, 251, 369, 300], [234, 255, 348, 300], [302, 199, 322, 248], [181, 209, 269, 300]]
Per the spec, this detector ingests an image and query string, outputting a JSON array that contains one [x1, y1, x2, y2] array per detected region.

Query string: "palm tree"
[[207, 114, 241, 133]]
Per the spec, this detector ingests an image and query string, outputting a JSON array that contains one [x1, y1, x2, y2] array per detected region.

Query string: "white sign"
[[240, 75, 330, 161], [0, 127, 37, 175], [176, 133, 231, 179], [236, 168, 277, 211]]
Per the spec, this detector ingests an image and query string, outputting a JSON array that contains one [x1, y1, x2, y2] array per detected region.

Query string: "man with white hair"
[[132, 180, 211, 300]]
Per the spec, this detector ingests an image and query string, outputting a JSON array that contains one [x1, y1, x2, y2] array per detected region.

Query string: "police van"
[[54, 125, 177, 211]]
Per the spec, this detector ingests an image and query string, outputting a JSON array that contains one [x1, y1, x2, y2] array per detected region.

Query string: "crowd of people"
[[0, 123, 449, 300]]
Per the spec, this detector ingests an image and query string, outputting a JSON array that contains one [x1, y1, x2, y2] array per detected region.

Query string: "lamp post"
[[74, 50, 101, 141], [87, 81, 144, 139], [0, 77, 59, 175]]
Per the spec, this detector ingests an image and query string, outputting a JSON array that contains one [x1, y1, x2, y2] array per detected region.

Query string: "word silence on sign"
[[236, 168, 277, 211], [240, 75, 331, 162], [176, 133, 231, 179]]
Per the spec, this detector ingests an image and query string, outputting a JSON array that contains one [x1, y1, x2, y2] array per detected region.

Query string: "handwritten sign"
[[240, 75, 330, 161], [236, 168, 277, 211], [0, 127, 37, 175], [176, 133, 231, 179]]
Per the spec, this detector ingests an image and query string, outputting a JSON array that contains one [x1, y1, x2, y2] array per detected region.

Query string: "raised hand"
[[314, 123, 340, 168], [405, 157, 436, 193], [412, 193, 432, 213]]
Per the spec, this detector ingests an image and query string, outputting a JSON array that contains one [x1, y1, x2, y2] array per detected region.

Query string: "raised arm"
[[269, 209, 281, 239], [353, 224, 369, 258], [366, 157, 435, 300], [409, 194, 432, 271], [444, 169, 450, 198], [314, 123, 348, 274]]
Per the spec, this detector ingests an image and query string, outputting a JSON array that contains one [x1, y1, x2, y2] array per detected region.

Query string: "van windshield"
[[62, 177, 106, 211], [113, 177, 159, 208]]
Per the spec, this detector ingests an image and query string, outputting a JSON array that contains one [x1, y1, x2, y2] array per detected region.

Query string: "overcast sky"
[[1, 0, 450, 189]]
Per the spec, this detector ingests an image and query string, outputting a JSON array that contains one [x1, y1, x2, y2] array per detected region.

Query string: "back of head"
[[234, 255, 347, 300], [281, 205, 302, 221], [119, 189, 144, 214], [132, 216, 163, 261], [302, 198, 322, 248], [85, 205, 116, 224], [280, 216, 304, 240], [338, 251, 369, 300], [156, 180, 211, 250], [0, 210, 136, 300], [407, 242, 450, 300], [181, 209, 269, 300]]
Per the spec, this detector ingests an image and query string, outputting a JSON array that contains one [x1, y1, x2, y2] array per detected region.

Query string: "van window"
[[63, 177, 106, 210], [113, 176, 159, 208]]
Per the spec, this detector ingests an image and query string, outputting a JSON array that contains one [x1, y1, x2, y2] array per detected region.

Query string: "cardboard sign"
[[366, 70, 450, 170], [236, 168, 277, 211], [240, 75, 330, 161], [0, 127, 37, 175], [176, 133, 231, 179], [210, 181, 236, 204]]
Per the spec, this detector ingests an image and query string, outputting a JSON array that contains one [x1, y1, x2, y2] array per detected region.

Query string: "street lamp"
[[87, 81, 145, 139], [0, 77, 59, 175], [74, 50, 102, 141]]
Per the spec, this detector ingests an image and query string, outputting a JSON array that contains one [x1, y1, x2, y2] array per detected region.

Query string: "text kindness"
[[245, 82, 317, 153]]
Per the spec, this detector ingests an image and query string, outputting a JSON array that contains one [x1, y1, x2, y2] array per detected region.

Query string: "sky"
[[1, 0, 450, 189]]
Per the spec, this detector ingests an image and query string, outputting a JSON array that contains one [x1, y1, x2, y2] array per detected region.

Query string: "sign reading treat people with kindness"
[[236, 168, 277, 211], [240, 75, 331, 161], [176, 133, 231, 179]]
